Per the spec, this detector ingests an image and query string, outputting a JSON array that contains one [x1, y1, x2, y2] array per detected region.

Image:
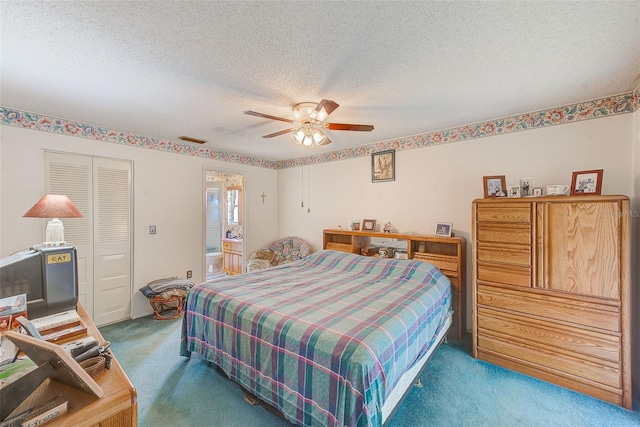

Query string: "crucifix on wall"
[[260, 192, 266, 204]]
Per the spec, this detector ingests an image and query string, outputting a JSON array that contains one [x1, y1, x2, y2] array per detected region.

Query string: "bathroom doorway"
[[204, 169, 244, 280]]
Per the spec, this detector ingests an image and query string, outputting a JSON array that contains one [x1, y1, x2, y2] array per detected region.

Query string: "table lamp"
[[23, 194, 83, 246]]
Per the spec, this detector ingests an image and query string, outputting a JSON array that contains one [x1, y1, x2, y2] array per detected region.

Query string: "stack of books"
[[30, 310, 86, 343], [0, 394, 67, 427]]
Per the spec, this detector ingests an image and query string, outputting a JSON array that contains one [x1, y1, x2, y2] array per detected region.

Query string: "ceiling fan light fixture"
[[312, 129, 326, 145], [292, 102, 317, 122], [302, 135, 314, 147], [291, 128, 306, 145], [245, 98, 372, 147], [291, 126, 327, 147]]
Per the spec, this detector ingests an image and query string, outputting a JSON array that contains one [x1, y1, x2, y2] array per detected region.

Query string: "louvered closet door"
[[46, 152, 94, 316], [92, 158, 131, 326], [46, 152, 131, 326]]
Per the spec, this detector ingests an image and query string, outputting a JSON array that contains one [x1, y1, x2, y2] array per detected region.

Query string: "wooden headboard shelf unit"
[[323, 229, 466, 340]]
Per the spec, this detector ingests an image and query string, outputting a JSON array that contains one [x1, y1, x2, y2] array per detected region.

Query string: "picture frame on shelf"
[[508, 185, 521, 198], [434, 222, 452, 237], [362, 219, 376, 231], [371, 150, 395, 183], [570, 169, 603, 195], [352, 221, 360, 231], [519, 177, 534, 197], [532, 187, 543, 197], [483, 175, 506, 198]]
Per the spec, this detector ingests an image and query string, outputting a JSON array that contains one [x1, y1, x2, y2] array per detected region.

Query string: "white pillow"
[[246, 259, 271, 272]]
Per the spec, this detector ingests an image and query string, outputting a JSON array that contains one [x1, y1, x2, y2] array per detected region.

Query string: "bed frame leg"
[[244, 392, 260, 405]]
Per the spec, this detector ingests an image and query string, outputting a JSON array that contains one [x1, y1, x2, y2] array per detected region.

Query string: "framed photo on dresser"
[[570, 169, 603, 195], [483, 175, 506, 198]]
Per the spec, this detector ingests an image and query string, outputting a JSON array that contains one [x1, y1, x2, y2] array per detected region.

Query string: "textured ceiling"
[[2, 1, 639, 161]]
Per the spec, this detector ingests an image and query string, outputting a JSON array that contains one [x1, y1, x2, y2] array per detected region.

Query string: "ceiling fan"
[[244, 99, 374, 147]]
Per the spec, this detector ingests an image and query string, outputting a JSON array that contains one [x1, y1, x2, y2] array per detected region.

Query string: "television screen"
[[0, 245, 77, 319], [0, 248, 45, 310]]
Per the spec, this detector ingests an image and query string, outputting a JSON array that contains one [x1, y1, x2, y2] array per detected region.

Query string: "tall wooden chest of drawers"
[[471, 195, 631, 408]]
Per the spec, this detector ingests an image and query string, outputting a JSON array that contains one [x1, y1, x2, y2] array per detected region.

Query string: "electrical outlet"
[[186, 270, 192, 279]]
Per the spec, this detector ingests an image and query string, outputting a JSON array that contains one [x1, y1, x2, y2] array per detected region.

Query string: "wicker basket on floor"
[[148, 294, 186, 320], [139, 277, 193, 320]]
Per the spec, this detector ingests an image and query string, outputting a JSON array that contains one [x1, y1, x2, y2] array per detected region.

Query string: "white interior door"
[[45, 152, 131, 326], [92, 158, 131, 325], [46, 152, 94, 317]]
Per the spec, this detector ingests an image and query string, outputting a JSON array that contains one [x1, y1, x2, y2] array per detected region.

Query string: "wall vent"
[[178, 136, 207, 144]]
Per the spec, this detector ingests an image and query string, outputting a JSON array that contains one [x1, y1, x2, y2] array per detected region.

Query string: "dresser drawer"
[[477, 242, 531, 266], [476, 203, 531, 223], [477, 332, 620, 388], [223, 240, 242, 252], [477, 284, 620, 332], [477, 307, 620, 363], [477, 262, 531, 287], [476, 223, 531, 245], [413, 253, 458, 276]]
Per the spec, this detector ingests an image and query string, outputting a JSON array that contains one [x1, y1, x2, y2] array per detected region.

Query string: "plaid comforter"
[[180, 250, 451, 427]]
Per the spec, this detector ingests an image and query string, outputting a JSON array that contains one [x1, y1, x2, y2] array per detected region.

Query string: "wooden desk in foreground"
[[8, 304, 137, 426]]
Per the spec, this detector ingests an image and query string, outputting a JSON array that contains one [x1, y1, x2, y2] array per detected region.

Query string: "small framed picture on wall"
[[371, 150, 395, 183]]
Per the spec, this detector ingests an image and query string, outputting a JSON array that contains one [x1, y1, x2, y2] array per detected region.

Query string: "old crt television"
[[0, 245, 78, 319]]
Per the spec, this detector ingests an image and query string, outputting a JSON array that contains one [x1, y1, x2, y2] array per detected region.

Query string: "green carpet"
[[100, 315, 640, 426]]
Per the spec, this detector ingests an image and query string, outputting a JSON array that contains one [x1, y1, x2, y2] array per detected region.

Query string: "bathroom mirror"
[[226, 186, 242, 226]]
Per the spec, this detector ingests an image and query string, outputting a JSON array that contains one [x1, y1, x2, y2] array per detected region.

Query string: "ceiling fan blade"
[[314, 99, 339, 117], [326, 123, 374, 132], [244, 110, 295, 124], [262, 128, 296, 138]]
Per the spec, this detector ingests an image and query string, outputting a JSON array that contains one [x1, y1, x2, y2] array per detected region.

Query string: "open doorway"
[[204, 169, 244, 280]]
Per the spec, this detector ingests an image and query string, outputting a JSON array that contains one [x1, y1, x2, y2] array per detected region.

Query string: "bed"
[[181, 250, 452, 427]]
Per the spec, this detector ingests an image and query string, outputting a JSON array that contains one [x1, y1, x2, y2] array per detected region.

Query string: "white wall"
[[278, 114, 635, 332], [0, 125, 279, 318], [1, 112, 636, 332]]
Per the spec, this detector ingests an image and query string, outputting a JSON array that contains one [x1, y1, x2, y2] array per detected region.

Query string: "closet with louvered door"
[[46, 151, 132, 326], [472, 195, 631, 409]]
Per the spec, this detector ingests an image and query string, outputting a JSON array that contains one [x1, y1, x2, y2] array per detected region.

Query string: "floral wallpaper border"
[[280, 88, 639, 169], [2, 84, 638, 171], [0, 109, 278, 169]]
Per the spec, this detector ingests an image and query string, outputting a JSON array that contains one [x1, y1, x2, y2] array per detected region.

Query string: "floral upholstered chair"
[[246, 236, 311, 273]]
